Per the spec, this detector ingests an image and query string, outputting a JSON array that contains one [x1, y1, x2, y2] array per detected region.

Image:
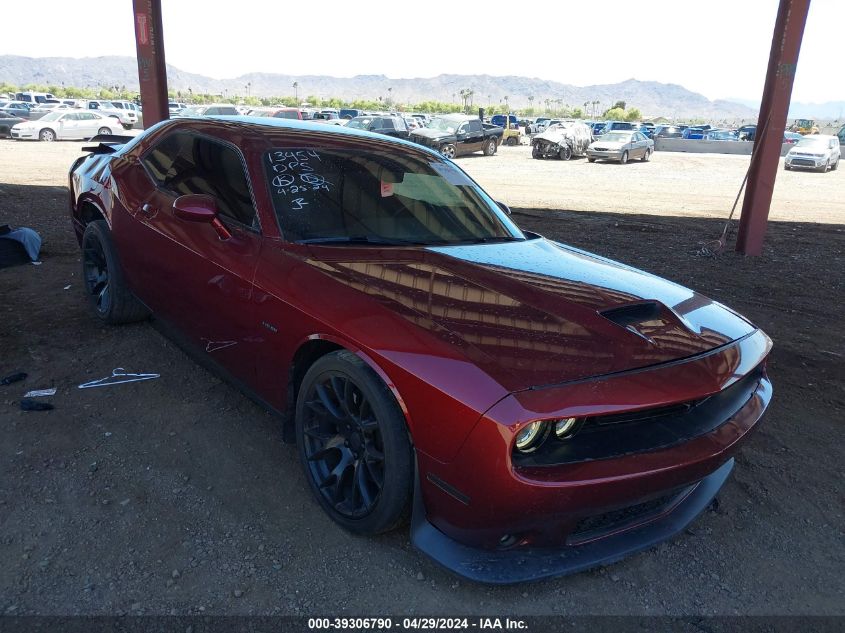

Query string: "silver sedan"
[[587, 131, 654, 164]]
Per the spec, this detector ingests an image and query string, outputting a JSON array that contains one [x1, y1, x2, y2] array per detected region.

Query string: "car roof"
[[161, 115, 441, 155]]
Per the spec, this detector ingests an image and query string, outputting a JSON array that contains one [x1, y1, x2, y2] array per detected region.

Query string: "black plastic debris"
[[1, 372, 27, 386], [20, 399, 54, 412]]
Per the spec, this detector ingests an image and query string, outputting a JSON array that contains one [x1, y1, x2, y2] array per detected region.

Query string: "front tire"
[[587, 156, 596, 163], [483, 138, 497, 156], [532, 144, 542, 159], [641, 148, 652, 162], [296, 351, 413, 535], [505, 136, 517, 146], [620, 150, 629, 165], [439, 144, 456, 159], [81, 220, 149, 324], [39, 128, 56, 142], [558, 144, 572, 161]]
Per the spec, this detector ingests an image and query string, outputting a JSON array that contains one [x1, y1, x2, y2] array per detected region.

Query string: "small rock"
[[89, 462, 99, 473], [233, 589, 244, 598], [610, 573, 620, 582], [119, 498, 130, 506], [172, 569, 180, 579], [415, 572, 424, 581], [131, 602, 142, 611]]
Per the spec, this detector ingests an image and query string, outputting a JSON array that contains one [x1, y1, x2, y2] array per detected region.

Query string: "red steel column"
[[132, 0, 169, 128], [736, 0, 811, 255]]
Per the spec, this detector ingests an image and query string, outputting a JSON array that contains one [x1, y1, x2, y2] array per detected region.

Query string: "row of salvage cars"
[[68, 115, 772, 584], [532, 121, 655, 164]]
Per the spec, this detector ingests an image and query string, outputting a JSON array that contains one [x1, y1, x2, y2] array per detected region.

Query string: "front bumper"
[[587, 149, 623, 160], [785, 155, 827, 169], [411, 329, 772, 582], [412, 458, 733, 584]]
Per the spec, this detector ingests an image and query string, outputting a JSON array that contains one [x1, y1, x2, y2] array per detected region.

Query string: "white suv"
[[784, 135, 841, 172]]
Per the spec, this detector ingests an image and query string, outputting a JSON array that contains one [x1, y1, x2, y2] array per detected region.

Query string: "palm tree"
[[293, 81, 299, 102]]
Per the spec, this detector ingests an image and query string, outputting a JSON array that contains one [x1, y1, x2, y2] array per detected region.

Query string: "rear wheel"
[[620, 150, 629, 165], [483, 138, 497, 156], [81, 220, 149, 324], [439, 144, 456, 159], [505, 136, 517, 146], [39, 128, 56, 142], [558, 144, 572, 160], [296, 351, 413, 535], [641, 148, 652, 162], [97, 126, 112, 136]]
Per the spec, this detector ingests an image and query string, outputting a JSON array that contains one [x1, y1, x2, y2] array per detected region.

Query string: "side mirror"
[[495, 201, 512, 215], [173, 194, 231, 240]]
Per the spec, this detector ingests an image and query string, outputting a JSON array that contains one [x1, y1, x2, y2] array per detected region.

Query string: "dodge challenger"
[[69, 116, 772, 583]]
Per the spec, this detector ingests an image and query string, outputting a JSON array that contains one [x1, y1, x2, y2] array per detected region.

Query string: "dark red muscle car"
[[69, 117, 772, 583]]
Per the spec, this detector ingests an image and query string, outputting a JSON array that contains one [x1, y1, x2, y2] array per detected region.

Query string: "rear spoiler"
[[81, 133, 136, 154]]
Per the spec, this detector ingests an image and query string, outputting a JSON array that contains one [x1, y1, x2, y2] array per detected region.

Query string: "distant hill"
[[0, 54, 760, 119]]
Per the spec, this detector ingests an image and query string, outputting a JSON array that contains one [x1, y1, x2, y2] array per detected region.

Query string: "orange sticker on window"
[[380, 181, 394, 197]]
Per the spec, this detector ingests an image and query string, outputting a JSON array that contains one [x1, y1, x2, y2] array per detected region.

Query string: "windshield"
[[428, 118, 458, 134], [600, 132, 633, 142], [345, 118, 374, 129], [178, 107, 204, 117], [265, 148, 524, 245]]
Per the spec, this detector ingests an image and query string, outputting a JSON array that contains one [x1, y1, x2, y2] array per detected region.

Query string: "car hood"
[[304, 238, 755, 392], [410, 128, 453, 142], [590, 140, 626, 149], [535, 128, 573, 143]]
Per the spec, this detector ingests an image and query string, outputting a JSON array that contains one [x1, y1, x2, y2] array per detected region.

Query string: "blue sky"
[[3, 0, 841, 103]]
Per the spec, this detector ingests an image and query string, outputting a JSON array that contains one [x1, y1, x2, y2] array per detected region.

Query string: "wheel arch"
[[282, 334, 415, 445]]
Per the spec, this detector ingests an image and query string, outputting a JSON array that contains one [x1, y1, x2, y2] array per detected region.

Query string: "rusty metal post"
[[132, 0, 169, 128], [736, 0, 811, 255]]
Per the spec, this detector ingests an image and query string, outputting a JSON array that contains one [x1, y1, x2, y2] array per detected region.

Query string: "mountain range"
[[0, 54, 772, 120]]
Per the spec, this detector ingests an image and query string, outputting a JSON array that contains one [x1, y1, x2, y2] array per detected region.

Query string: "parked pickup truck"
[[409, 114, 502, 158]]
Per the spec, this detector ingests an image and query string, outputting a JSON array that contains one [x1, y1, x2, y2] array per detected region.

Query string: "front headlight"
[[554, 417, 578, 439], [514, 421, 547, 453]]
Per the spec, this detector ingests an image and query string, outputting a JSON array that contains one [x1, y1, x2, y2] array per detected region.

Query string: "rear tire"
[[641, 148, 652, 162], [81, 220, 149, 325], [97, 126, 112, 136], [483, 138, 497, 156]]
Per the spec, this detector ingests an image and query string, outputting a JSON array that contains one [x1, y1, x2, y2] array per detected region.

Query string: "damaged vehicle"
[[531, 120, 592, 160], [69, 117, 772, 584]]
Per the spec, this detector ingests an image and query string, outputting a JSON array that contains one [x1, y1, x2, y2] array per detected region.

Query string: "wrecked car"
[[531, 120, 592, 160]]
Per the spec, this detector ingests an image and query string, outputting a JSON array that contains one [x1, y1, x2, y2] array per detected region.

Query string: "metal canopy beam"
[[132, 0, 169, 128], [736, 0, 811, 256]]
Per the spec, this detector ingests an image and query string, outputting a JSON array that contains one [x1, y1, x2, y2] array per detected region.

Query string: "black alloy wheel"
[[296, 351, 412, 534]]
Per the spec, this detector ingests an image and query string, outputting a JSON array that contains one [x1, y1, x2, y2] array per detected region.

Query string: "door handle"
[[140, 203, 157, 216]]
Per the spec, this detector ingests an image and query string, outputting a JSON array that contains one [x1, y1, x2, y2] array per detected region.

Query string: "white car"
[[10, 110, 120, 141], [784, 135, 840, 172]]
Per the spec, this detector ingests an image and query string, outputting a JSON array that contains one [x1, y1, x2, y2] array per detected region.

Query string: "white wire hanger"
[[78, 368, 160, 389]]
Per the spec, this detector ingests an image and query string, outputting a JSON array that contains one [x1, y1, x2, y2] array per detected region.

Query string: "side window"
[[142, 133, 258, 230], [468, 120, 483, 133]]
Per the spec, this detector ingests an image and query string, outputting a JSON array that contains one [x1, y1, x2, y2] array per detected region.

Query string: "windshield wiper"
[[296, 236, 430, 246]]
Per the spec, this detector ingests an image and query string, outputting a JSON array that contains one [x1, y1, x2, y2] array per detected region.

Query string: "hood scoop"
[[599, 302, 665, 344]]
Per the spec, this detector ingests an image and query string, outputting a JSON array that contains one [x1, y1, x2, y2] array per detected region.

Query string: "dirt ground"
[[0, 139, 843, 618]]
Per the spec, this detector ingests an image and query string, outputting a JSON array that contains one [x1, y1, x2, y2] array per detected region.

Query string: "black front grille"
[[513, 364, 765, 468], [791, 158, 816, 167]]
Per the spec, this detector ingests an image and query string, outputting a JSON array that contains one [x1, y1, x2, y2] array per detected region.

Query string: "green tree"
[[603, 107, 626, 120], [625, 107, 642, 122], [571, 107, 584, 119], [613, 100, 626, 110]]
